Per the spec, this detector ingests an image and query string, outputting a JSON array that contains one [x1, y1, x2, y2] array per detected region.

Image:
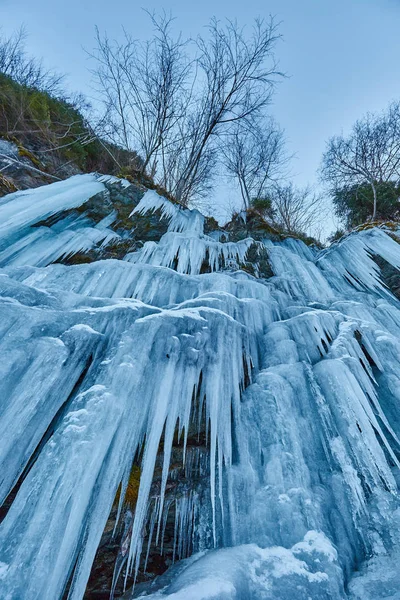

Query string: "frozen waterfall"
[[0, 176, 400, 600]]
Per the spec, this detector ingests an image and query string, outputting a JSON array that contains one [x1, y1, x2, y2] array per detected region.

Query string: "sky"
[[2, 0, 400, 230]]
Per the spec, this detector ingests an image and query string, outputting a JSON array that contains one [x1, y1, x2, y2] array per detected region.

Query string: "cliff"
[[0, 175, 399, 600]]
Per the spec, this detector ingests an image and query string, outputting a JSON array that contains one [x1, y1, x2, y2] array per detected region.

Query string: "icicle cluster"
[[0, 177, 400, 600], [128, 191, 257, 274], [0, 174, 118, 267], [131, 191, 205, 234]]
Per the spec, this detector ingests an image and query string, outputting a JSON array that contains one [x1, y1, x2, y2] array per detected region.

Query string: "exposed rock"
[[0, 137, 80, 192], [374, 254, 400, 299]]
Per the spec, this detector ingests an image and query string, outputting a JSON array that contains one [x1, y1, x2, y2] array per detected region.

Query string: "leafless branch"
[[221, 118, 288, 209], [269, 183, 327, 238]]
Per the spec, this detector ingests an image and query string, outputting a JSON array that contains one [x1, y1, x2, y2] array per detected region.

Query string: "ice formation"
[[0, 176, 400, 600], [131, 191, 205, 234], [128, 191, 256, 274], [0, 174, 118, 267]]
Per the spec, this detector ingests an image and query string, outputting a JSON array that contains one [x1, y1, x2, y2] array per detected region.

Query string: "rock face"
[[374, 253, 400, 299], [0, 176, 400, 600], [0, 138, 82, 193], [84, 443, 209, 599]]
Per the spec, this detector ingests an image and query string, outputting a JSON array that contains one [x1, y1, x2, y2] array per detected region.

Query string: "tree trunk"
[[371, 181, 377, 220], [238, 177, 249, 210]]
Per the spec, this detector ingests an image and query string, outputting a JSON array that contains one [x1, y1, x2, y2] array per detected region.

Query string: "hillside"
[[0, 72, 144, 196], [0, 174, 399, 599]]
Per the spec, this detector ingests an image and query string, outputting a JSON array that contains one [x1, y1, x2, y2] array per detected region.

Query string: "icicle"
[[125, 232, 257, 275], [131, 190, 205, 234], [0, 170, 400, 600], [0, 174, 106, 244], [318, 227, 400, 298]]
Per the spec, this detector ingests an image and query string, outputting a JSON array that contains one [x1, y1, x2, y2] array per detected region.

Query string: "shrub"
[[333, 181, 400, 228]]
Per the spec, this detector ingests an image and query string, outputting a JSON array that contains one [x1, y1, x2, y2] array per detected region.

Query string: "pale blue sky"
[[2, 0, 400, 226]]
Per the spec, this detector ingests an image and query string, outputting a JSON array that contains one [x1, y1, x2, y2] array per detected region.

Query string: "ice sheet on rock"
[[267, 244, 336, 303], [228, 363, 329, 552], [0, 174, 106, 244], [317, 228, 400, 299], [222, 284, 400, 588], [280, 237, 317, 262], [125, 232, 256, 275], [314, 359, 399, 491], [0, 214, 119, 268], [207, 230, 229, 242], [97, 174, 132, 188], [0, 175, 127, 267], [131, 190, 205, 234]]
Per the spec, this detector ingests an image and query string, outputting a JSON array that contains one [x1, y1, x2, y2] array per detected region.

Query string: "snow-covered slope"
[[0, 176, 400, 600]]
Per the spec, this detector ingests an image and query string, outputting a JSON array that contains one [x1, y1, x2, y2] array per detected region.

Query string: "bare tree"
[[321, 102, 400, 220], [0, 27, 25, 75], [159, 116, 217, 202], [91, 12, 190, 177], [0, 27, 64, 94], [269, 183, 326, 237], [91, 15, 282, 205], [221, 118, 287, 209], [170, 17, 282, 204]]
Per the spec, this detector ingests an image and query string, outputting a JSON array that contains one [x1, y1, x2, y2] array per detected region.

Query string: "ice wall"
[[0, 179, 400, 600]]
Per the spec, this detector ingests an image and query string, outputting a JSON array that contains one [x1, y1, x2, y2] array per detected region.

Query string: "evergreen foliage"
[[333, 181, 400, 228]]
